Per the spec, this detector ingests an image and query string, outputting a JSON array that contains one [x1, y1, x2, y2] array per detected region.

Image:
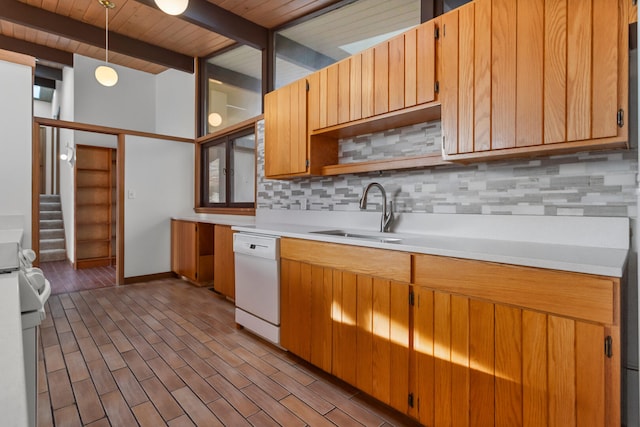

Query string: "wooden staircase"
[[39, 194, 67, 262]]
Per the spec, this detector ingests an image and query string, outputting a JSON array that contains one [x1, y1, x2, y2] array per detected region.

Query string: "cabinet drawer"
[[281, 238, 410, 283], [412, 253, 616, 325]]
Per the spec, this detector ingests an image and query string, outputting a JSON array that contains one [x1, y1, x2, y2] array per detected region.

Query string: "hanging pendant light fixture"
[[95, 0, 118, 87], [154, 0, 188, 15]]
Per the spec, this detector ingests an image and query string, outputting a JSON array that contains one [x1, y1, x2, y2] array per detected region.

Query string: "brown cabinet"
[[264, 78, 339, 179], [213, 224, 235, 299], [75, 145, 116, 269], [411, 253, 620, 426], [280, 238, 411, 413], [170, 219, 214, 286], [280, 237, 621, 425], [264, 79, 309, 178], [441, 0, 628, 160]]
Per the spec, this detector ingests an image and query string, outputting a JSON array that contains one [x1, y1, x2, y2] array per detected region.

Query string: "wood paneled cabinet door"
[[280, 259, 332, 372], [171, 220, 214, 286], [308, 20, 436, 132], [279, 239, 411, 415], [440, 0, 627, 159], [412, 287, 615, 427], [171, 220, 197, 282], [411, 252, 620, 426], [213, 224, 235, 299], [264, 78, 308, 178]]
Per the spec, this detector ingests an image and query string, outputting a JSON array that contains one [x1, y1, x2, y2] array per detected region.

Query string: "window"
[[204, 45, 263, 135], [274, 0, 421, 88], [200, 127, 255, 209]]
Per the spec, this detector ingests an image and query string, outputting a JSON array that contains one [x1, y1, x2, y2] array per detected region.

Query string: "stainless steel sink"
[[309, 229, 403, 244]]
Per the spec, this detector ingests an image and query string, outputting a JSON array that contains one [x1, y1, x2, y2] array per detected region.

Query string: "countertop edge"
[[231, 224, 628, 278]]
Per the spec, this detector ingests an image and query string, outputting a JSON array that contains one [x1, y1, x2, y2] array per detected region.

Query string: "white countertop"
[[172, 214, 256, 227], [0, 271, 29, 427], [231, 210, 629, 278]]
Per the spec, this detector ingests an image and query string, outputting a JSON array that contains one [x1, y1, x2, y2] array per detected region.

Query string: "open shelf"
[[310, 102, 443, 176], [321, 153, 450, 176], [311, 102, 441, 139]]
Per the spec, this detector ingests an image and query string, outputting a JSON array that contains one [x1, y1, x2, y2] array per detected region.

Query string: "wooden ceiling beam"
[[134, 0, 268, 50], [0, 34, 73, 67], [0, 0, 194, 73]]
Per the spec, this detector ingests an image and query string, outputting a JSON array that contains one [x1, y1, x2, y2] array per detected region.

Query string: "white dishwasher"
[[234, 233, 280, 345]]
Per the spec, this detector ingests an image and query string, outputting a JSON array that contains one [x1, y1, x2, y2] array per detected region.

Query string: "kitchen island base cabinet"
[[280, 237, 621, 426], [170, 220, 214, 286]]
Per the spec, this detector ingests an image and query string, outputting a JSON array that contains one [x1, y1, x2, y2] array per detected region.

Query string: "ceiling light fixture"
[[154, 0, 188, 15], [95, 0, 118, 87], [208, 113, 222, 127]]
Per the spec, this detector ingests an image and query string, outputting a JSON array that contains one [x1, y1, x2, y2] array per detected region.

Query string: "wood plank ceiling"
[[0, 0, 341, 74]]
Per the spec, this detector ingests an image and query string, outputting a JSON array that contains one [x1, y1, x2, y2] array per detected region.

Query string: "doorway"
[[32, 119, 125, 293]]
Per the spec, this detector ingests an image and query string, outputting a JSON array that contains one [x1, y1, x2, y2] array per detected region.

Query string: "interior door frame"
[[32, 117, 193, 286]]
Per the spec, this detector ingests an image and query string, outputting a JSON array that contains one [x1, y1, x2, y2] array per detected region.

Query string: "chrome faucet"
[[359, 182, 393, 232]]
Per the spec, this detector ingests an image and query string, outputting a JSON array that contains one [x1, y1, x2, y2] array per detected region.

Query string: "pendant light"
[[95, 0, 118, 87], [154, 0, 188, 15]]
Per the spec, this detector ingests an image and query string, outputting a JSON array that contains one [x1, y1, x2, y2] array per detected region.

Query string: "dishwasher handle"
[[233, 233, 279, 260]]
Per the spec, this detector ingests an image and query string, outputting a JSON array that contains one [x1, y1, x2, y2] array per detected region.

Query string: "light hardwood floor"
[[37, 278, 421, 426]]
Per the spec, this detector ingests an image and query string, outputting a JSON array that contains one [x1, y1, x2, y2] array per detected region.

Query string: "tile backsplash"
[[256, 120, 638, 218]]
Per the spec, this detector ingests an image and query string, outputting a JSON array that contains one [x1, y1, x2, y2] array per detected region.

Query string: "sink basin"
[[309, 229, 403, 244]]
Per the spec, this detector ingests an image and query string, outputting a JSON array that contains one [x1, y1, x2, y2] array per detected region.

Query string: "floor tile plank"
[[167, 414, 196, 427], [241, 384, 304, 427], [72, 378, 105, 424], [86, 358, 118, 396], [47, 369, 75, 410], [37, 391, 53, 427], [53, 404, 82, 427], [140, 377, 185, 422], [172, 386, 223, 426], [207, 396, 252, 427], [271, 371, 335, 415], [132, 401, 166, 427], [175, 365, 221, 404], [43, 344, 65, 372], [121, 349, 154, 381], [112, 367, 148, 407], [147, 357, 186, 392], [101, 389, 138, 427], [64, 351, 90, 383], [205, 374, 260, 418], [247, 410, 283, 427], [58, 331, 80, 354], [280, 394, 337, 427]]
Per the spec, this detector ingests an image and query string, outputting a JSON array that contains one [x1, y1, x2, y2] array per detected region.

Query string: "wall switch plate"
[[128, 189, 136, 199]]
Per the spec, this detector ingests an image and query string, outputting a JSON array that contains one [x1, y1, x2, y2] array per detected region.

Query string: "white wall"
[[58, 67, 75, 261], [156, 68, 195, 138], [56, 56, 196, 269], [124, 136, 193, 277], [33, 100, 52, 119], [0, 59, 32, 247], [73, 55, 156, 132]]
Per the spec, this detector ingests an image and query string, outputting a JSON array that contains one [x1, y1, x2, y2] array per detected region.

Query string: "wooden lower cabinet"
[[280, 239, 411, 413], [412, 253, 620, 427], [213, 224, 235, 299], [170, 219, 214, 286], [280, 238, 621, 426]]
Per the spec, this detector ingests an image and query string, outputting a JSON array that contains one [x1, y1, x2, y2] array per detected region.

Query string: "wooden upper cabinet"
[[264, 79, 308, 178], [309, 20, 437, 131], [442, 0, 627, 159]]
